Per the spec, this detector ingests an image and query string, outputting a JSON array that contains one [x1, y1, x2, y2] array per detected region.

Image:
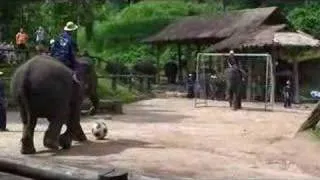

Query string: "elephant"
[[164, 62, 178, 84], [132, 60, 157, 83], [10, 55, 93, 154], [225, 66, 244, 110], [104, 61, 130, 83], [77, 56, 99, 115]]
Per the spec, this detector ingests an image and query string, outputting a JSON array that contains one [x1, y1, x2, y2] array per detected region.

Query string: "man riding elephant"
[[225, 50, 246, 110], [11, 55, 91, 154], [50, 21, 80, 83]]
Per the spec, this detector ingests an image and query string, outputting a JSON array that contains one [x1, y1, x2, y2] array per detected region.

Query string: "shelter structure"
[[143, 6, 288, 83], [207, 29, 320, 103]]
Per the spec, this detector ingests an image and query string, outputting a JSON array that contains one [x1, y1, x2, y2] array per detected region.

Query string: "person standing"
[[283, 80, 292, 108], [15, 27, 29, 60], [15, 27, 29, 50], [35, 26, 45, 45], [0, 71, 8, 131]]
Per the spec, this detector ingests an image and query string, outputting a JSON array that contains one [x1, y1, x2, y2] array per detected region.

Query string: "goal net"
[[194, 53, 275, 111]]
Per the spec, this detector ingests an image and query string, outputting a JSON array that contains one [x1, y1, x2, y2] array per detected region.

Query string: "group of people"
[[0, 21, 81, 131]]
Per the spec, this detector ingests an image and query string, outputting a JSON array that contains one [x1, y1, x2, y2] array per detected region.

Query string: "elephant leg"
[[89, 92, 99, 116], [237, 95, 242, 109], [59, 122, 72, 149], [227, 87, 233, 108], [235, 84, 242, 110], [70, 101, 87, 142], [20, 107, 37, 154], [232, 92, 238, 110], [43, 116, 64, 150]]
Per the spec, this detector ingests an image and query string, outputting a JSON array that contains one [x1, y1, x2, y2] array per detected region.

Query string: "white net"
[[194, 53, 275, 111]]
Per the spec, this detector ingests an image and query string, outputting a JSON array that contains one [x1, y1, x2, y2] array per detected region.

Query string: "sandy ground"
[[2, 98, 320, 179]]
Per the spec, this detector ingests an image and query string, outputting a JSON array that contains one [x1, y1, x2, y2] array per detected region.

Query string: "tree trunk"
[[297, 101, 320, 133], [293, 59, 300, 103]]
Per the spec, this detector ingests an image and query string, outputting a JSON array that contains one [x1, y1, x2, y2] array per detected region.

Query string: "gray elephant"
[[10, 55, 92, 154], [225, 66, 244, 110], [164, 62, 178, 84]]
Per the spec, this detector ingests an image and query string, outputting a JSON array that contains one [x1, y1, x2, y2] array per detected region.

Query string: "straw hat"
[[64, 21, 78, 32], [229, 50, 234, 54]]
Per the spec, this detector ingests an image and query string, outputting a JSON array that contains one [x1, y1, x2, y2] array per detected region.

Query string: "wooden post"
[[147, 77, 151, 91], [246, 58, 252, 101], [128, 75, 133, 92], [111, 75, 117, 90], [139, 76, 144, 91], [156, 44, 161, 84], [293, 58, 300, 103], [186, 44, 192, 73], [177, 43, 183, 82]]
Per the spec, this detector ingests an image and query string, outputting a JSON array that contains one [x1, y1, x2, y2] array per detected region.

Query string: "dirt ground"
[[2, 98, 320, 179]]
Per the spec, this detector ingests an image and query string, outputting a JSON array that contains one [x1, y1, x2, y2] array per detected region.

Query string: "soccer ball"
[[91, 121, 108, 140]]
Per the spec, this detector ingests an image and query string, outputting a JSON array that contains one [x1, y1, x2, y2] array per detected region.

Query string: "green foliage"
[[288, 2, 320, 38], [79, 0, 224, 64]]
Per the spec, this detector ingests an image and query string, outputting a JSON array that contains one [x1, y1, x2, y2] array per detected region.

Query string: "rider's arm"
[[68, 41, 78, 71]]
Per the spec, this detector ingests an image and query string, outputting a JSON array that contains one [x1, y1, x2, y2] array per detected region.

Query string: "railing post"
[[111, 75, 117, 90], [139, 76, 143, 91], [147, 76, 151, 91], [128, 75, 133, 92]]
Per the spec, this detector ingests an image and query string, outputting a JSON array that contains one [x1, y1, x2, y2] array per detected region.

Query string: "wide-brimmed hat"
[[64, 21, 78, 31], [229, 50, 234, 54]]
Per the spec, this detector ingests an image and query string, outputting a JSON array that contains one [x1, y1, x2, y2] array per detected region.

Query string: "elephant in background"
[[132, 60, 157, 85], [164, 61, 178, 84], [225, 66, 245, 110], [10, 55, 93, 154]]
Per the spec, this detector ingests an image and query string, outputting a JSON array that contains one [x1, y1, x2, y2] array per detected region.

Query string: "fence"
[[98, 74, 155, 92]]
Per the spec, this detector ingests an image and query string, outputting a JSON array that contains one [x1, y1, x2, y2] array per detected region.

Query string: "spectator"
[[35, 26, 45, 45], [283, 80, 292, 108], [0, 71, 8, 131], [15, 27, 29, 50]]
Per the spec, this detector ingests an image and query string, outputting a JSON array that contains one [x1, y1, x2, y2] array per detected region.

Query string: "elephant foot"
[[21, 147, 36, 155], [21, 138, 36, 154], [43, 139, 59, 150], [59, 134, 72, 149], [88, 106, 97, 116], [72, 133, 87, 142]]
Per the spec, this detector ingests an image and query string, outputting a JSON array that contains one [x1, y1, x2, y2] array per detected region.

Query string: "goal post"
[[194, 52, 275, 111]]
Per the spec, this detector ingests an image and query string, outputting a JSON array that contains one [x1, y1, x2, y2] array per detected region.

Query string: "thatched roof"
[[143, 6, 286, 44], [207, 29, 320, 52], [274, 31, 320, 47], [206, 24, 287, 51]]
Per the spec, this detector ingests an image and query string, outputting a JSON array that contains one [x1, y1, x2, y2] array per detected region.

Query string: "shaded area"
[[36, 138, 164, 157]]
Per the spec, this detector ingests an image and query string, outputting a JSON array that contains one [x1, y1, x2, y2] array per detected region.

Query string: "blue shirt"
[[50, 31, 78, 70]]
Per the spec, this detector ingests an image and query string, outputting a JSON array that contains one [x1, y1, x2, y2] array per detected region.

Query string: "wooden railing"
[[97, 74, 155, 92]]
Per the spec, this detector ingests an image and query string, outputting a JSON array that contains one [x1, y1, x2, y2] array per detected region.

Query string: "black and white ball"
[[91, 121, 108, 140]]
